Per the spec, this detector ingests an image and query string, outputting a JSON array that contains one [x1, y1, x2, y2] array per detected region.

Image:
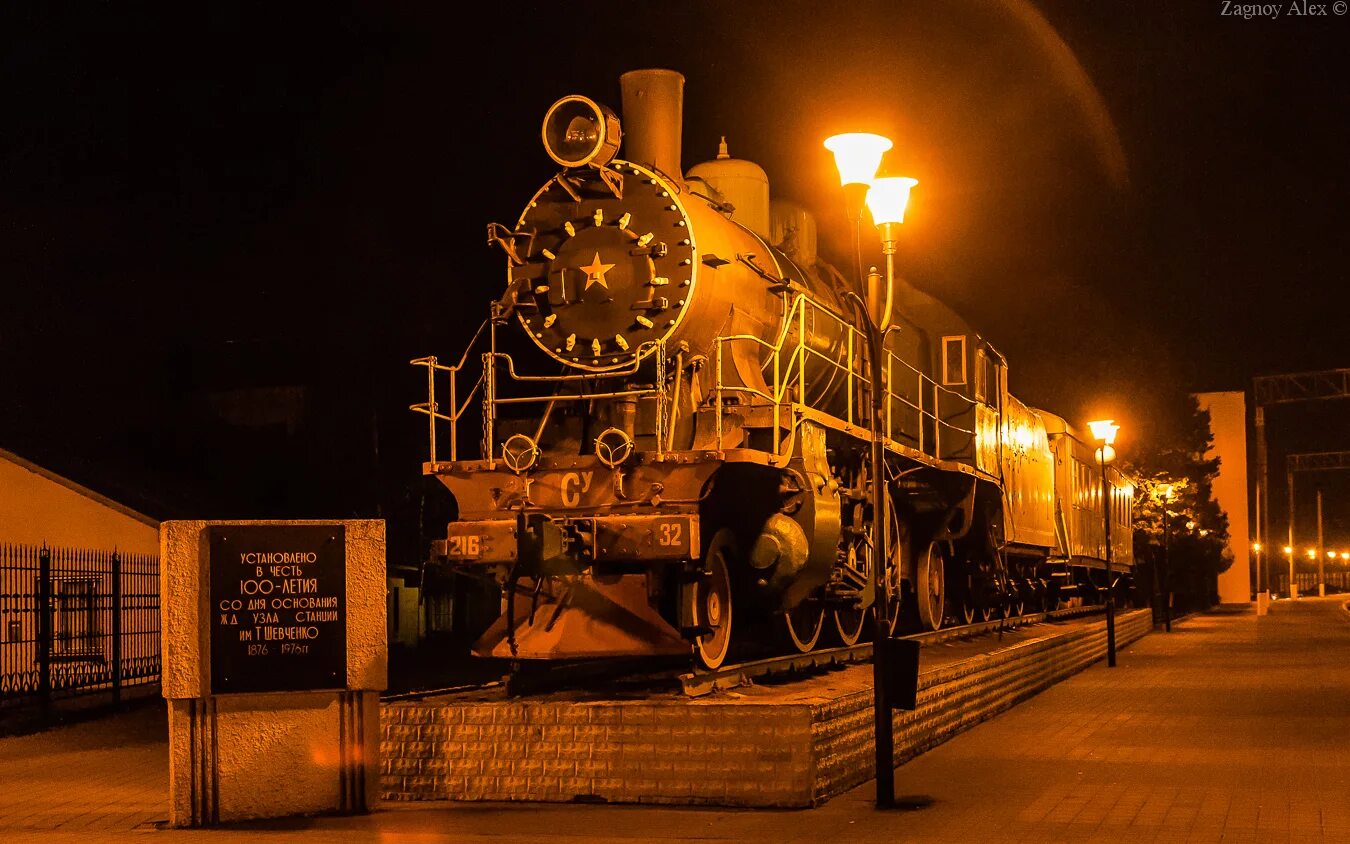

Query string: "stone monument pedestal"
[[161, 519, 386, 827]]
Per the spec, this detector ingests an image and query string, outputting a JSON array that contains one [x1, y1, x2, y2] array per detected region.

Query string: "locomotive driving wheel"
[[694, 530, 735, 670], [915, 540, 946, 631], [783, 600, 825, 653], [958, 572, 978, 626], [832, 499, 902, 645], [1009, 580, 1028, 619]]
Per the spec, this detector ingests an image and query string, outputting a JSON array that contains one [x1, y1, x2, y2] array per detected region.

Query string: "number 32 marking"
[[658, 523, 683, 547]]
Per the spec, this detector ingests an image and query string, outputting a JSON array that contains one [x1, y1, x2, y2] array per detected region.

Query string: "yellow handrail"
[[712, 291, 979, 459]]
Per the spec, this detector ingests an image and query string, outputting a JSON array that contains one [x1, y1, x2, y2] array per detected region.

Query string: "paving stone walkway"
[[3, 596, 1348, 842], [0, 702, 166, 838]]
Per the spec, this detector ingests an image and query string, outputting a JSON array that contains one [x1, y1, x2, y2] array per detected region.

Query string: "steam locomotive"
[[412, 69, 1134, 669]]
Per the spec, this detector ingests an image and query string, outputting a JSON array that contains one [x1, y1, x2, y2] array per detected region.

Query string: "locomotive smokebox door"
[[883, 636, 921, 711]]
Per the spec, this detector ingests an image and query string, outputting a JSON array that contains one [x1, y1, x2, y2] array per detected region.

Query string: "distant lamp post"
[[826, 130, 917, 811], [1087, 419, 1121, 666], [1252, 542, 1262, 604], [1158, 483, 1174, 632], [1281, 546, 1294, 598]]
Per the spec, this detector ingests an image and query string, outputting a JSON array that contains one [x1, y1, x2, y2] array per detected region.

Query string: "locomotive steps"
[[381, 608, 1152, 808]]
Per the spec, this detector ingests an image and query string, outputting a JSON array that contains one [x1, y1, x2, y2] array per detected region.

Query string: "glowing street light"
[[864, 176, 919, 333], [1283, 545, 1294, 556], [824, 132, 893, 187], [1087, 419, 1120, 667], [866, 176, 919, 225]]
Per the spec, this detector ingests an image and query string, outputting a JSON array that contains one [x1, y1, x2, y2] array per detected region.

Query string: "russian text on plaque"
[[209, 524, 346, 694]]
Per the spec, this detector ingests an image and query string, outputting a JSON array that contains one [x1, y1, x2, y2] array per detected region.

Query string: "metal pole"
[[112, 550, 122, 704], [1287, 469, 1297, 598], [1254, 482, 1261, 592], [1101, 453, 1117, 666], [847, 206, 893, 810], [868, 317, 893, 809], [1162, 505, 1171, 632], [38, 545, 52, 718], [1256, 406, 1269, 598], [1317, 488, 1325, 597]]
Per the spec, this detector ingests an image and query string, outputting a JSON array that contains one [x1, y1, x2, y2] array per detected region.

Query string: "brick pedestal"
[[382, 609, 1152, 808]]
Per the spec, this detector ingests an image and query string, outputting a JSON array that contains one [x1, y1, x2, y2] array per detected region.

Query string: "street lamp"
[[865, 177, 919, 333], [1252, 542, 1262, 607], [1157, 483, 1174, 632], [824, 132, 916, 811], [825, 133, 893, 285], [1087, 419, 1120, 667]]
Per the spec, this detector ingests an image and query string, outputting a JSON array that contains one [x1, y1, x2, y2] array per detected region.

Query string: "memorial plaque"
[[209, 525, 346, 694]]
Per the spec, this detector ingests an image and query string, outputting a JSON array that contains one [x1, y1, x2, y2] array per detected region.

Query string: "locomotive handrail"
[[712, 290, 978, 460], [493, 388, 655, 405], [414, 310, 673, 466], [410, 319, 493, 463], [417, 288, 981, 468], [487, 344, 656, 382]]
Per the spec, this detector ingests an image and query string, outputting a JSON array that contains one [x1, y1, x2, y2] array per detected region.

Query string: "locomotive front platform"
[[381, 609, 1152, 808]]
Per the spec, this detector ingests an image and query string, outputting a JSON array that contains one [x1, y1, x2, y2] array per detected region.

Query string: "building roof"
[[0, 447, 159, 528]]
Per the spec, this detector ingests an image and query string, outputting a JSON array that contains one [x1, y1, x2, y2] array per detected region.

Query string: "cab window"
[[941, 336, 967, 386]]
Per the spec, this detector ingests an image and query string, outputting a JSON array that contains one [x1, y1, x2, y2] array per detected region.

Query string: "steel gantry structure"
[[1285, 450, 1350, 597], [1253, 368, 1350, 599]]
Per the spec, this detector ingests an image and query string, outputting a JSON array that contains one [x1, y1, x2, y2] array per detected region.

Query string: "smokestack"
[[619, 69, 684, 180]]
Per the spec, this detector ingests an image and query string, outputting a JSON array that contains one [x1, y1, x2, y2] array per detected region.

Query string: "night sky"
[[2, 2, 1347, 545]]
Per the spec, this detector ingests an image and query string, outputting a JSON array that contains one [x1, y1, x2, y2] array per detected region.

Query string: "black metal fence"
[[0, 544, 160, 713], [1276, 570, 1350, 596]]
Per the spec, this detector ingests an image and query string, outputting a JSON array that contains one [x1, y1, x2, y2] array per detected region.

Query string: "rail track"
[[677, 604, 1105, 696], [382, 604, 1111, 702]]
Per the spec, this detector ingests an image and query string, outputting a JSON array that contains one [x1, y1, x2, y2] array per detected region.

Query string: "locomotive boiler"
[[412, 69, 1135, 670]]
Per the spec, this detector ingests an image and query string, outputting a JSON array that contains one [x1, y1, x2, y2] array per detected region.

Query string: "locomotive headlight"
[[542, 95, 622, 168]]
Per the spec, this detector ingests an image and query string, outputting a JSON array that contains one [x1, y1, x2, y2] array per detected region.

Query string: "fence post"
[[111, 550, 122, 704], [37, 545, 52, 717]]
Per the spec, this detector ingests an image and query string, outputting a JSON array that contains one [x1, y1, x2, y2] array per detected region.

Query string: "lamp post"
[[1252, 541, 1262, 610], [1088, 419, 1120, 667], [824, 132, 915, 810], [1158, 483, 1174, 633], [1316, 488, 1325, 597]]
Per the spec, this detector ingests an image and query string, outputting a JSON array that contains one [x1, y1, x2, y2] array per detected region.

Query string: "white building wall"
[[1194, 392, 1251, 604], [0, 449, 159, 553]]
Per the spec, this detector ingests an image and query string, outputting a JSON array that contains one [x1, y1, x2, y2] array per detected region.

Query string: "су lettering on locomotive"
[[411, 69, 1135, 670]]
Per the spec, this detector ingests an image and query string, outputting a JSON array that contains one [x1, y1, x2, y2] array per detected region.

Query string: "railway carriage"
[[411, 69, 1134, 670]]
